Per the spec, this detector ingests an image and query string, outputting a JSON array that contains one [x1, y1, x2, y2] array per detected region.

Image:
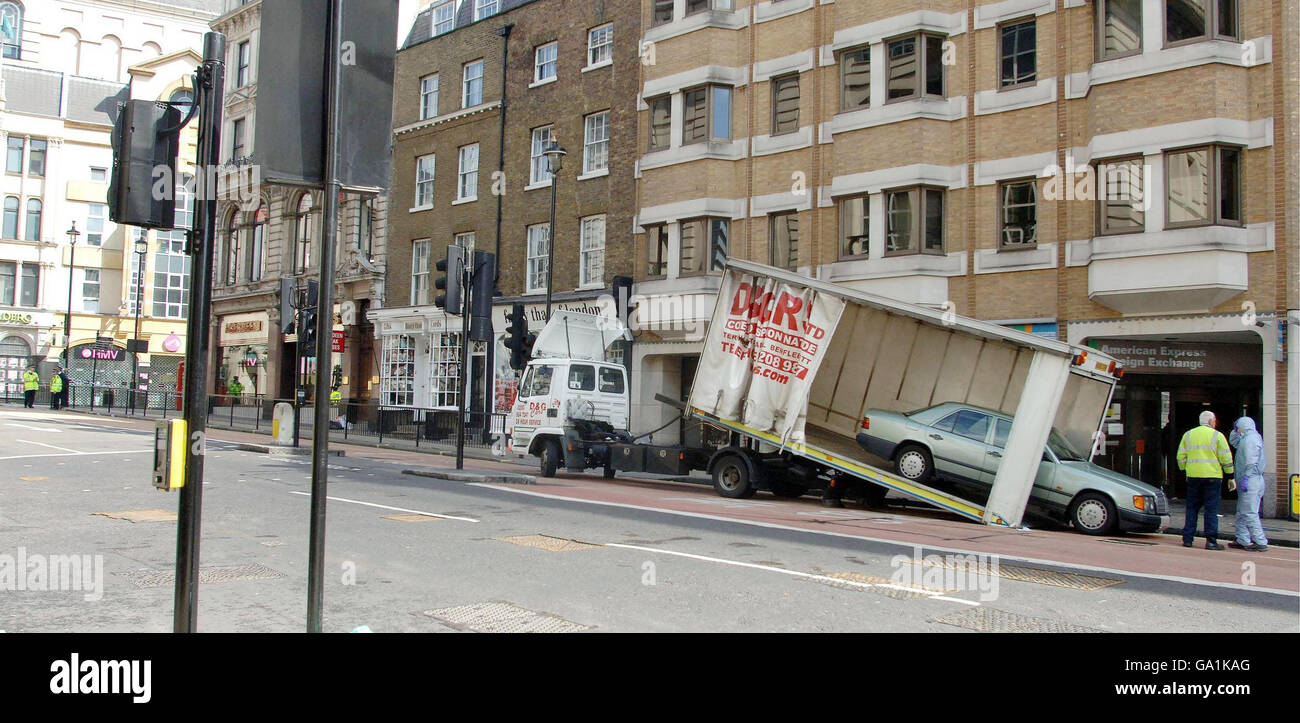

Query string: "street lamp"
[[130, 234, 148, 414], [542, 141, 566, 322], [63, 222, 80, 367]]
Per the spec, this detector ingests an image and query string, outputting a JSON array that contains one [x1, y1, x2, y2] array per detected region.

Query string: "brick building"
[[375, 0, 640, 415], [631, 0, 1297, 515]]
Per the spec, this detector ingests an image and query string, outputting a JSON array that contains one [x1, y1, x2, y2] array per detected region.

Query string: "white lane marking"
[[287, 490, 479, 523], [14, 439, 80, 454], [7, 423, 61, 433], [468, 483, 1300, 598], [603, 542, 979, 606], [0, 449, 151, 461]]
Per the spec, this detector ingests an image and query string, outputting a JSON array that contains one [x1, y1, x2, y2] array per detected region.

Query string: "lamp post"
[[541, 141, 566, 322], [130, 234, 148, 414], [63, 222, 80, 368]]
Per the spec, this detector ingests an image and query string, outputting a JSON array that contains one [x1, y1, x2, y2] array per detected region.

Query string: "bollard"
[[272, 402, 295, 446]]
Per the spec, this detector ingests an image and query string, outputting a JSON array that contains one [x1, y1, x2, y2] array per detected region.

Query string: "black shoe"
[[821, 497, 844, 509], [1181, 541, 1193, 548], [1228, 542, 1250, 549], [1205, 543, 1225, 551], [1249, 544, 1269, 552]]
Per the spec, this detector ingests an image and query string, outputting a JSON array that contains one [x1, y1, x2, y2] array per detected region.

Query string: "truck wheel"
[[1070, 492, 1117, 535], [713, 455, 756, 499], [894, 444, 934, 484], [539, 439, 561, 478]]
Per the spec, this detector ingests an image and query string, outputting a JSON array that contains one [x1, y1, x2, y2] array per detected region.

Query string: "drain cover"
[[903, 558, 1122, 591], [120, 563, 286, 589], [94, 509, 177, 523], [497, 534, 600, 552], [935, 607, 1104, 633], [423, 602, 590, 633], [816, 571, 954, 599]]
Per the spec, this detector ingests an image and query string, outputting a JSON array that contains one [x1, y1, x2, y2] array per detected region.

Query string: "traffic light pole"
[[173, 31, 224, 633], [455, 252, 472, 470], [306, 0, 345, 633]]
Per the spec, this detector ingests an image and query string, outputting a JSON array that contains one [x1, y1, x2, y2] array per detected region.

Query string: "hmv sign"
[[80, 347, 123, 362]]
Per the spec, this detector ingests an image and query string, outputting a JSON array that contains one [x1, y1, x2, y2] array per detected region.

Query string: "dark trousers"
[[50, 392, 60, 410], [23, 390, 35, 408], [1182, 477, 1222, 545]]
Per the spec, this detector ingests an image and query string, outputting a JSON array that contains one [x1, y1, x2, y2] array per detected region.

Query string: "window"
[[1, 1, 22, 59], [680, 217, 728, 275], [683, 85, 731, 144], [231, 118, 246, 162], [999, 20, 1036, 88], [534, 42, 557, 83], [1096, 157, 1146, 234], [580, 215, 605, 287], [23, 198, 40, 241], [82, 269, 100, 314], [0, 261, 13, 305], [294, 194, 314, 273], [411, 239, 431, 305], [1166, 145, 1242, 228], [688, 0, 732, 14], [588, 24, 613, 67], [645, 224, 668, 278], [839, 47, 871, 111], [153, 180, 192, 318], [433, 1, 455, 35], [598, 368, 625, 394], [456, 144, 479, 202], [992, 418, 1012, 449], [86, 203, 106, 246], [420, 74, 439, 120], [247, 204, 266, 281], [475, 0, 498, 20], [1098, 0, 1142, 59], [18, 263, 37, 307], [1166, 0, 1238, 44], [885, 187, 944, 255], [771, 74, 800, 135], [526, 224, 550, 293], [940, 410, 991, 442], [90, 167, 107, 183], [415, 154, 435, 208], [5, 137, 22, 173], [462, 60, 484, 108], [27, 139, 45, 177], [430, 332, 462, 408], [381, 335, 416, 407], [652, 0, 674, 26], [583, 111, 610, 174], [521, 364, 554, 398], [999, 179, 1037, 248], [2, 196, 16, 238], [530, 126, 555, 185], [648, 96, 671, 151], [568, 364, 596, 391], [236, 41, 250, 87], [838, 195, 870, 259], [887, 33, 945, 101], [223, 215, 238, 286], [455, 232, 476, 252], [769, 212, 798, 270]]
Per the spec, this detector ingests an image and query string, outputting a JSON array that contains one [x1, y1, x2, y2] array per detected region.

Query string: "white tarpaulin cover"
[[690, 271, 846, 445]]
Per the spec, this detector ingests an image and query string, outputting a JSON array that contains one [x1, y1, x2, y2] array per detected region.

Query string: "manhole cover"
[[382, 514, 443, 523], [903, 558, 1122, 591], [94, 509, 177, 523], [935, 607, 1104, 633], [423, 602, 590, 633], [119, 563, 286, 589], [817, 571, 955, 599], [497, 534, 600, 552]]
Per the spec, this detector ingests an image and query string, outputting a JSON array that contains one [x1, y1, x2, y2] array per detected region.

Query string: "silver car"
[[855, 402, 1169, 535]]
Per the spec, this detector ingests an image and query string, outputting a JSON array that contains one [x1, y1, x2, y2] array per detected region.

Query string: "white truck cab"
[[508, 311, 631, 476]]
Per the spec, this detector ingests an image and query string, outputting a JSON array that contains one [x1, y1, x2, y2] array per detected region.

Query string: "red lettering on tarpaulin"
[[772, 292, 803, 331]]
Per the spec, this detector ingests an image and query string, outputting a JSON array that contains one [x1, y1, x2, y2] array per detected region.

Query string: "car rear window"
[[950, 410, 991, 441]]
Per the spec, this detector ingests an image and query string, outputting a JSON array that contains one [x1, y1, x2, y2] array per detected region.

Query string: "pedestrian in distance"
[[1176, 410, 1235, 550], [227, 376, 245, 406], [58, 366, 70, 409], [22, 365, 39, 408], [48, 367, 64, 410], [1228, 417, 1268, 552]]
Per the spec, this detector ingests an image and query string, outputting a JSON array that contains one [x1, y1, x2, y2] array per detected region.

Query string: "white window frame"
[[457, 144, 479, 202], [86, 202, 107, 246], [433, 1, 455, 35], [475, 0, 499, 21], [587, 24, 613, 68], [462, 60, 484, 108], [526, 224, 550, 294], [411, 239, 431, 305], [530, 126, 555, 186], [420, 74, 439, 120], [381, 334, 416, 407], [534, 42, 558, 84], [81, 269, 100, 314], [415, 154, 435, 209], [579, 215, 606, 288], [583, 111, 610, 175], [429, 331, 462, 408]]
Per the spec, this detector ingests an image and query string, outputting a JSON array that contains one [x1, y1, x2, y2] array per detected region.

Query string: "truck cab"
[[508, 311, 631, 476]]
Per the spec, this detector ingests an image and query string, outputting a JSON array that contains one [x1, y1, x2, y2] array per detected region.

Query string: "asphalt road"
[[1, 407, 1296, 633]]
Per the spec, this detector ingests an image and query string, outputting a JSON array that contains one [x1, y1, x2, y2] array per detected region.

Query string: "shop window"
[[381, 334, 415, 407], [430, 332, 462, 408]]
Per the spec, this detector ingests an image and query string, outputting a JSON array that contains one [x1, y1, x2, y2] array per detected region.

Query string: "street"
[[2, 407, 1296, 633]]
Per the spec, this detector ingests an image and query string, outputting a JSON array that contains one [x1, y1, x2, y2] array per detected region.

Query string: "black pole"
[[492, 24, 512, 283], [131, 248, 144, 415], [293, 294, 301, 448], [456, 251, 470, 470], [173, 31, 224, 633], [64, 232, 76, 367], [546, 174, 556, 322], [307, 0, 345, 633]]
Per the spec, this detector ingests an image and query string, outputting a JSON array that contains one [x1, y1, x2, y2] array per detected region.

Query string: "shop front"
[[0, 311, 53, 399], [216, 311, 270, 400]]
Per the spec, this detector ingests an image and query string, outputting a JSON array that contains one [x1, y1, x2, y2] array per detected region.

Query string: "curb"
[[1161, 527, 1297, 549], [402, 468, 536, 485], [237, 443, 345, 457]]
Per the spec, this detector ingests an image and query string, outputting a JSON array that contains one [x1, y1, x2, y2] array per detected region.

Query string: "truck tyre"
[[894, 444, 934, 484], [713, 455, 756, 499], [539, 439, 561, 478], [1070, 492, 1117, 535]]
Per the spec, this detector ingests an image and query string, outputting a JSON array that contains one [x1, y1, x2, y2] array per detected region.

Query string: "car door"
[[981, 417, 1058, 503], [928, 409, 993, 485]]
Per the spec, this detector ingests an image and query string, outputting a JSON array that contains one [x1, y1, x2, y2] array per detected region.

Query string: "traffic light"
[[612, 275, 633, 328], [504, 303, 534, 371], [469, 250, 496, 342], [280, 277, 296, 336], [108, 100, 182, 229], [305, 278, 319, 309], [300, 308, 318, 352], [435, 245, 464, 313]]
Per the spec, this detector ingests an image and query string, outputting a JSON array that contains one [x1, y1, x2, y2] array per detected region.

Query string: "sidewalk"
[[1165, 497, 1298, 548]]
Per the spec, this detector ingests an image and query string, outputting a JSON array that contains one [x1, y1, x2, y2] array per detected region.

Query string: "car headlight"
[[1132, 495, 1155, 512]]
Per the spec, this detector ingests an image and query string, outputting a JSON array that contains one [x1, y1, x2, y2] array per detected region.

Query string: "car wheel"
[[894, 444, 934, 484], [713, 455, 756, 499], [539, 439, 561, 478], [1070, 492, 1117, 535]]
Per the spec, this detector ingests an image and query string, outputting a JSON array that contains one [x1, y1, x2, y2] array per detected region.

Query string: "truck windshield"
[[1047, 429, 1086, 462]]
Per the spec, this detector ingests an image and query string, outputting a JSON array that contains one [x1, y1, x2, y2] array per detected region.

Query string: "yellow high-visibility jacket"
[[49, 374, 63, 393], [1177, 424, 1234, 479], [23, 370, 39, 391]]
